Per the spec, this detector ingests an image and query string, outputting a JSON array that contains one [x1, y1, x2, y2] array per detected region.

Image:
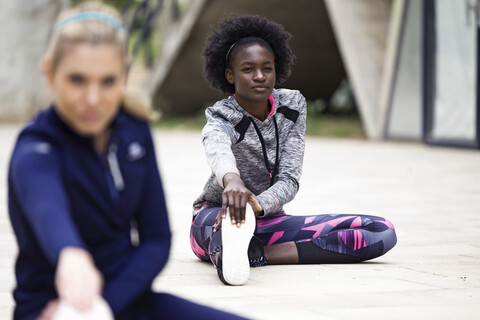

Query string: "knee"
[[381, 228, 397, 255], [366, 217, 396, 232], [190, 232, 208, 260]]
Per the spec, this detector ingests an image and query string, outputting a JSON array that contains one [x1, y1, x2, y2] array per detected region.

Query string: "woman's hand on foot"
[[221, 173, 256, 227], [55, 247, 104, 312], [214, 194, 263, 233]]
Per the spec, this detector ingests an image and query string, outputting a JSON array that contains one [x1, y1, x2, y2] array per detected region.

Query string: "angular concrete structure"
[[148, 0, 346, 116], [325, 0, 391, 139]]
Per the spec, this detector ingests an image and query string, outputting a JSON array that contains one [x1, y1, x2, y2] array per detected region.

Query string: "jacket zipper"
[[107, 143, 125, 191]]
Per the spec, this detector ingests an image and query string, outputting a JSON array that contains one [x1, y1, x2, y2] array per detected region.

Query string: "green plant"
[[329, 79, 356, 114], [307, 99, 327, 117]]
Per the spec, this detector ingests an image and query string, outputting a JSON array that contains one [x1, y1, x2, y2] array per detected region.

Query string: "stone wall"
[[0, 0, 70, 122]]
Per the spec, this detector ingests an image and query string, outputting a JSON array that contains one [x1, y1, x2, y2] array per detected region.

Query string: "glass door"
[[424, 0, 479, 148]]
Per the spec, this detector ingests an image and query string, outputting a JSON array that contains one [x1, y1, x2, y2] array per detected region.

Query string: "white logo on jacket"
[[22, 142, 51, 155], [127, 142, 145, 161]]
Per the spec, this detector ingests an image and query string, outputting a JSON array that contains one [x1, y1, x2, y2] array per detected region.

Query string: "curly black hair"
[[203, 15, 295, 94]]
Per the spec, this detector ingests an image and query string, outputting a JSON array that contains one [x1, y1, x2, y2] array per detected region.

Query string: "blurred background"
[[0, 0, 478, 148]]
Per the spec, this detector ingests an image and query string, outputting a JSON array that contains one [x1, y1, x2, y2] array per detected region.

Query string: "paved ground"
[[0, 125, 479, 319]]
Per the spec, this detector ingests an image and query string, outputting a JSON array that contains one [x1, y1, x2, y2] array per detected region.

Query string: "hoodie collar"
[[48, 104, 125, 148], [230, 89, 277, 123]]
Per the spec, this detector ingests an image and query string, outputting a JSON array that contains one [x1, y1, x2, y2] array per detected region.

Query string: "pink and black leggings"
[[190, 207, 397, 265]]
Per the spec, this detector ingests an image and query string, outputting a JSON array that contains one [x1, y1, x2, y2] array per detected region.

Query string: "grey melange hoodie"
[[193, 88, 307, 218]]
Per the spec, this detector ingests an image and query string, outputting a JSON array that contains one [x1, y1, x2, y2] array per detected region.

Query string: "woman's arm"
[[202, 108, 262, 224], [10, 139, 102, 311], [256, 93, 307, 216], [10, 139, 86, 264], [202, 107, 240, 188], [102, 128, 171, 315]]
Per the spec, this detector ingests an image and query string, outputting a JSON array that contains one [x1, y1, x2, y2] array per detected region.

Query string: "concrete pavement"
[[1, 125, 479, 319]]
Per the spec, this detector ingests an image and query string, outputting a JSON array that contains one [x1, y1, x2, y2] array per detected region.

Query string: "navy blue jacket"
[[8, 106, 171, 319]]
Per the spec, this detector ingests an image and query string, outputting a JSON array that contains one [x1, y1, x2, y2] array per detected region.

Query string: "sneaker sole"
[[221, 204, 256, 285]]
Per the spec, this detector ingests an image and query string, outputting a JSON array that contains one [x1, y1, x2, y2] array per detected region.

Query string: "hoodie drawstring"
[[249, 116, 279, 187]]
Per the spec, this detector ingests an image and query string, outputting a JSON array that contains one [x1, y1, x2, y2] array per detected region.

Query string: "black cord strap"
[[249, 116, 279, 186]]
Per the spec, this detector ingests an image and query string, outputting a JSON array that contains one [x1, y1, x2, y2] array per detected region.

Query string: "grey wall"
[[0, 0, 70, 121]]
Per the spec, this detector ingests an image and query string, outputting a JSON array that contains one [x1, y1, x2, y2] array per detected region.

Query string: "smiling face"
[[225, 44, 276, 109], [44, 43, 126, 138]]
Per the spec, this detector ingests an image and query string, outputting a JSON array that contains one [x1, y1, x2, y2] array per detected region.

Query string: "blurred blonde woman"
[[8, 1, 247, 319]]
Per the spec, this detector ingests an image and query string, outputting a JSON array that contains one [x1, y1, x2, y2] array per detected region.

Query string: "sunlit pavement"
[[1, 126, 479, 319]]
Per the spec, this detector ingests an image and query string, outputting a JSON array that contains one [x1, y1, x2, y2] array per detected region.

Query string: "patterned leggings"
[[190, 207, 397, 265]]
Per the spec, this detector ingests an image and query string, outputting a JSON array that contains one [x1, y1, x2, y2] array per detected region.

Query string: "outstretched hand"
[[55, 247, 104, 312], [213, 173, 263, 233]]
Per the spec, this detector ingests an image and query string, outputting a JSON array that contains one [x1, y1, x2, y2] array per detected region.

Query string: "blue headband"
[[54, 11, 126, 32]]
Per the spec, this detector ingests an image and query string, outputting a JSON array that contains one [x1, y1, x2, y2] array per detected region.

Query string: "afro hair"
[[203, 15, 295, 94]]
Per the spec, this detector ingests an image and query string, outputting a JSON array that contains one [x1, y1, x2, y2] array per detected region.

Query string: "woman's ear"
[[43, 57, 55, 87], [225, 68, 234, 85]]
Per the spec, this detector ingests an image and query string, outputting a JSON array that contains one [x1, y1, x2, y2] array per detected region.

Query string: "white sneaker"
[[219, 204, 256, 285], [52, 298, 113, 320]]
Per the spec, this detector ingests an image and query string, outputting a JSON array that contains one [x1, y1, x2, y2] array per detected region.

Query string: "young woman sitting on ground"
[[190, 15, 397, 286]]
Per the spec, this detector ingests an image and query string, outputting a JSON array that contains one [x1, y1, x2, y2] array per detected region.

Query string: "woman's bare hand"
[[55, 247, 103, 312], [221, 173, 254, 227], [214, 173, 264, 232]]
